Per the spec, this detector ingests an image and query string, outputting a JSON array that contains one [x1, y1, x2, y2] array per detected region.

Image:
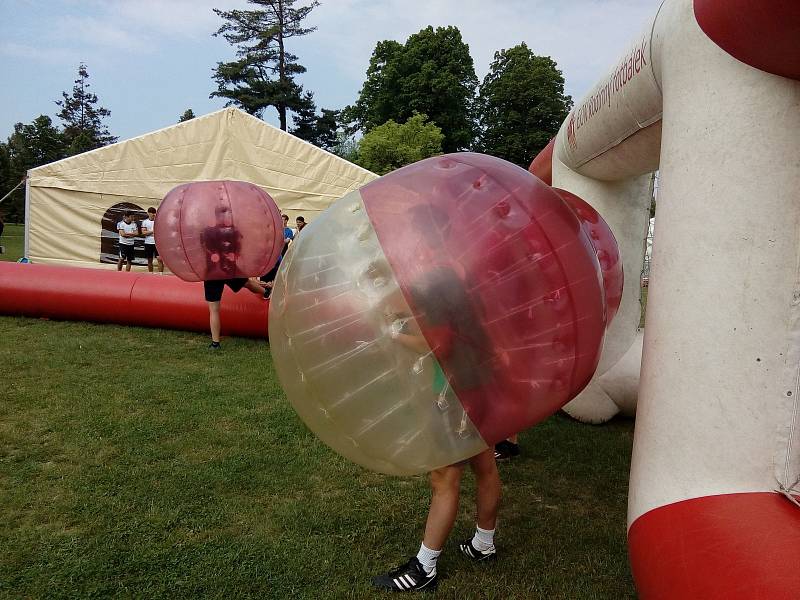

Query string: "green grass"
[[0, 223, 24, 262], [0, 317, 635, 599]]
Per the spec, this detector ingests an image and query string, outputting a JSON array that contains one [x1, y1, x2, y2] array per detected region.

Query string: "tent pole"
[[24, 174, 30, 259]]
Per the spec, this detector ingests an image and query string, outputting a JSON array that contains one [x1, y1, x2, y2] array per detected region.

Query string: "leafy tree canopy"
[[476, 43, 572, 168], [356, 113, 443, 175], [211, 0, 319, 131], [2, 116, 67, 221], [56, 63, 117, 155], [345, 26, 478, 152]]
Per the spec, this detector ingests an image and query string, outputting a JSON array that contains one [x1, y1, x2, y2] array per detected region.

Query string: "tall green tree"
[[178, 109, 196, 122], [345, 26, 478, 152], [314, 108, 340, 151], [289, 91, 318, 141], [4, 116, 67, 222], [211, 0, 320, 131], [56, 63, 117, 155], [0, 142, 11, 220], [356, 113, 443, 175], [476, 43, 572, 168], [290, 91, 341, 151]]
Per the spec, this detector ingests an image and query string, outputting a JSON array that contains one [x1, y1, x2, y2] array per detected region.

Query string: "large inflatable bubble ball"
[[155, 180, 283, 282], [555, 188, 623, 324], [269, 153, 608, 475]]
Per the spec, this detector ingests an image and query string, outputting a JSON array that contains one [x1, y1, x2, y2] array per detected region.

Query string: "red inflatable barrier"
[[0, 262, 269, 338], [628, 492, 800, 600]]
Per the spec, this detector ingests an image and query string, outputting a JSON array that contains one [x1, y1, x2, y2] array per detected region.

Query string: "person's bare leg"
[[117, 255, 123, 271], [125, 259, 132, 272], [422, 463, 465, 550], [470, 448, 501, 530], [147, 256, 154, 272], [157, 257, 164, 273], [208, 301, 221, 343]]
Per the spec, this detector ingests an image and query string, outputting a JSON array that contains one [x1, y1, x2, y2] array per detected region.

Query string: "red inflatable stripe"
[[629, 492, 800, 599], [694, 0, 800, 81], [0, 262, 269, 338], [529, 138, 555, 186]]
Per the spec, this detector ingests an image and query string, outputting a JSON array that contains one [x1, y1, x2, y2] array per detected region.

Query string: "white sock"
[[472, 526, 496, 551], [416, 543, 441, 574]]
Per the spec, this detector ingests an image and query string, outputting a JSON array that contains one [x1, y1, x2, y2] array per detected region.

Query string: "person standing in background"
[[140, 207, 163, 273], [117, 212, 138, 272]]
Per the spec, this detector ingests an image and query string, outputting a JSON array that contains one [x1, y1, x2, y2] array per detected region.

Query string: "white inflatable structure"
[[529, 0, 800, 597]]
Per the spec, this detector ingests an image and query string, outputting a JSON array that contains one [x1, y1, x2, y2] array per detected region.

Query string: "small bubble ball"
[[155, 180, 283, 282], [269, 153, 611, 475]]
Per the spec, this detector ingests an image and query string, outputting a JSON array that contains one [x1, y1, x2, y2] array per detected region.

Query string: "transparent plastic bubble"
[[270, 153, 609, 475], [155, 180, 283, 282]]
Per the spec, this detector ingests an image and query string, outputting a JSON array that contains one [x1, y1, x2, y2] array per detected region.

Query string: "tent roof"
[[28, 107, 376, 213]]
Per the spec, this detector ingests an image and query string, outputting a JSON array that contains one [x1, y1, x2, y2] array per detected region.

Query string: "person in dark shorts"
[[204, 277, 266, 349], [140, 207, 163, 273], [117, 212, 139, 271]]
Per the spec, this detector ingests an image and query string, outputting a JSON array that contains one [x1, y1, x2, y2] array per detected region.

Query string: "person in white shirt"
[[117, 212, 139, 272], [140, 207, 163, 273]]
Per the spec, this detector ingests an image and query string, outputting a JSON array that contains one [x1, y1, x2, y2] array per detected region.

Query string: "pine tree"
[[55, 63, 117, 155], [179, 109, 196, 122], [289, 91, 318, 142], [211, 0, 320, 131]]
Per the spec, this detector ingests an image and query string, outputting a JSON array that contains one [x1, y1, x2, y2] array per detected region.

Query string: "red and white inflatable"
[[530, 0, 800, 597]]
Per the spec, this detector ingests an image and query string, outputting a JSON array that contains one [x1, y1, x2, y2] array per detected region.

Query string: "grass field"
[[0, 316, 636, 599], [0, 223, 23, 262]]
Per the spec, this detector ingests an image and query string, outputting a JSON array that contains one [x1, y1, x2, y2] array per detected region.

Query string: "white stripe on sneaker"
[[403, 574, 415, 587], [394, 577, 406, 589]]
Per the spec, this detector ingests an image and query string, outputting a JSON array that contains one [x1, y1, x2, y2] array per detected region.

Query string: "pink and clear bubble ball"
[[269, 153, 612, 475], [155, 180, 283, 282]]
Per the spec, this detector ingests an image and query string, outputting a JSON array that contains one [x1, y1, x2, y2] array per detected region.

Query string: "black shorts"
[[204, 278, 248, 302], [119, 244, 135, 261], [144, 243, 159, 259]]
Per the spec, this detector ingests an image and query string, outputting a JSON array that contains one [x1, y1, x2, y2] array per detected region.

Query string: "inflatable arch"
[[529, 0, 800, 597]]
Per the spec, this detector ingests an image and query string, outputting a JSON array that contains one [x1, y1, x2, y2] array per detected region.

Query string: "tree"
[[4, 116, 67, 222], [289, 91, 341, 151], [289, 91, 318, 141], [179, 109, 196, 122], [476, 44, 572, 168], [211, 0, 320, 131], [345, 26, 479, 152], [56, 63, 117, 155], [356, 113, 443, 175], [314, 108, 340, 151], [331, 131, 359, 164]]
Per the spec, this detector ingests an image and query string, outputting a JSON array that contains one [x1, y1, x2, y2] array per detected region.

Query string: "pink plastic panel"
[[155, 180, 283, 282], [360, 153, 606, 444], [556, 188, 623, 325]]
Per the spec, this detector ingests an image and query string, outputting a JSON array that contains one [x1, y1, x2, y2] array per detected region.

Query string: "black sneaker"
[[372, 557, 437, 592], [209, 341, 221, 350], [459, 538, 497, 562], [494, 440, 520, 461]]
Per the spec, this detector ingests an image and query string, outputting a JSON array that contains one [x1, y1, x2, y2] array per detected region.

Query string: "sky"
[[0, 0, 661, 141]]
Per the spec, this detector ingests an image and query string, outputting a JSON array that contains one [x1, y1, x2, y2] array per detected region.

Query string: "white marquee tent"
[[24, 107, 377, 268]]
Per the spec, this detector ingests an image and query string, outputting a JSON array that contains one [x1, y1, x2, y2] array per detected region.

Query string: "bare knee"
[[430, 465, 463, 499]]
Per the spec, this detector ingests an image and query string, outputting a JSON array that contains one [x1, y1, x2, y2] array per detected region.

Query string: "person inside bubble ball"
[[372, 204, 502, 593], [200, 204, 267, 349]]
